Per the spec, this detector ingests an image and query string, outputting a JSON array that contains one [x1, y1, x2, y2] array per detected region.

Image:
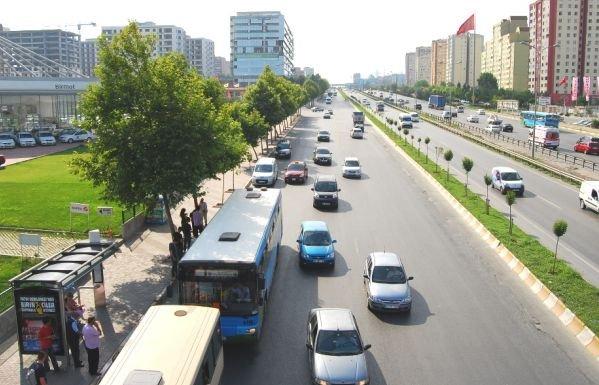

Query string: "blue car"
[[297, 221, 336, 267]]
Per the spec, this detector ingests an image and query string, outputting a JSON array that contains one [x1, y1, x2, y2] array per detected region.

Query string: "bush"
[[591, 119, 599, 129]]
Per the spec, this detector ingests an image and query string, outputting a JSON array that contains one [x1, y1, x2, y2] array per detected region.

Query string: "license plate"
[[314, 259, 324, 263], [321, 202, 330, 206], [385, 304, 400, 309], [291, 178, 297, 181], [257, 180, 266, 184]]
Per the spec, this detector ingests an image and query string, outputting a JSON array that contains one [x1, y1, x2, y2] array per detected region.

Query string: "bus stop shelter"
[[10, 236, 119, 365]]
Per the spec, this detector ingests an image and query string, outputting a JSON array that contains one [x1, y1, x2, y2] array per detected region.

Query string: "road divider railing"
[[341, 89, 599, 361], [356, 91, 598, 181]]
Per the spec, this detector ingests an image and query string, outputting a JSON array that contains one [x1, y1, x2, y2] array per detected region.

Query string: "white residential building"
[[446, 32, 484, 87], [187, 38, 215, 77], [405, 52, 416, 86], [415, 46, 432, 84]]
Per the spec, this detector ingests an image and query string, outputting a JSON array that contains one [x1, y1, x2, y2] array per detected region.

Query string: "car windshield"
[[303, 230, 332, 246], [39, 132, 53, 137], [0, 134, 12, 140], [314, 181, 337, 192], [372, 266, 406, 284], [591, 137, 599, 143], [501, 172, 522, 181], [19, 133, 33, 138], [61, 130, 75, 135], [402, 116, 411, 121], [277, 142, 290, 149], [255, 164, 273, 172], [318, 131, 329, 136], [345, 160, 360, 167], [316, 148, 330, 154], [288, 163, 304, 171], [316, 330, 362, 356]]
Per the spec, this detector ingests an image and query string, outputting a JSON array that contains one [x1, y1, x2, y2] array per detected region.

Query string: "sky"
[[2, 0, 532, 83]]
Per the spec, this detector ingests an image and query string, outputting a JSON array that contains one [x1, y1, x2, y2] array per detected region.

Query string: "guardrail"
[[354, 90, 586, 184], [0, 287, 13, 313]]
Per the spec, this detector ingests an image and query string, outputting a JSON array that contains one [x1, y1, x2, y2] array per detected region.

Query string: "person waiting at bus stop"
[[37, 317, 60, 372]]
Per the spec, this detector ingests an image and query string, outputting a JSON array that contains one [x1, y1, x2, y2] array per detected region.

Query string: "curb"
[[350, 94, 599, 362]]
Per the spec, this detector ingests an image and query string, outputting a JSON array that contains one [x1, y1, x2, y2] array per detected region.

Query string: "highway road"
[[221, 95, 599, 385], [355, 90, 599, 286], [380, 91, 599, 164]]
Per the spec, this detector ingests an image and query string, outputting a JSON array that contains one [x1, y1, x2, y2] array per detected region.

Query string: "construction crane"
[[43, 22, 97, 35]]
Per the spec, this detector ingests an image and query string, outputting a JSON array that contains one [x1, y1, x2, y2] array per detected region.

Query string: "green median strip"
[[341, 90, 599, 335]]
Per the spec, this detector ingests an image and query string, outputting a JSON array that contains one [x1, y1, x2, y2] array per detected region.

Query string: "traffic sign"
[[97, 207, 113, 216], [70, 203, 89, 214], [538, 96, 550, 106]]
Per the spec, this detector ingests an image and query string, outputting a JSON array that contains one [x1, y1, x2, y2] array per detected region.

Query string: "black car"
[[312, 175, 340, 209], [501, 123, 514, 132], [415, 104, 422, 110], [451, 111, 458, 117]]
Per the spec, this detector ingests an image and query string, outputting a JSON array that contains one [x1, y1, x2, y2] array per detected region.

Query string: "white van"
[[528, 126, 560, 149], [410, 112, 419, 122], [491, 166, 525, 196], [252, 157, 278, 187], [400, 114, 413, 128], [579, 181, 599, 213]]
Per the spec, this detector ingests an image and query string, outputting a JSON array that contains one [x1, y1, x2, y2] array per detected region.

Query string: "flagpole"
[[472, 14, 476, 105]]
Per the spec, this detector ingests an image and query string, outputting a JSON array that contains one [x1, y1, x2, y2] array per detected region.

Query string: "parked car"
[[501, 123, 514, 133], [363, 252, 414, 313], [274, 140, 292, 159], [313, 147, 333, 165], [311, 174, 339, 209], [0, 133, 16, 149], [251, 157, 278, 187], [323, 111, 331, 119], [350, 127, 364, 139], [59, 129, 93, 143], [297, 221, 337, 266], [574, 136, 599, 155], [284, 161, 308, 184], [317, 130, 331, 142], [16, 132, 36, 147], [306, 308, 371, 385], [477, 109, 486, 115], [579, 180, 599, 212], [35, 131, 57, 146], [485, 123, 502, 134], [466, 115, 479, 123], [491, 166, 525, 196], [342, 157, 361, 178]]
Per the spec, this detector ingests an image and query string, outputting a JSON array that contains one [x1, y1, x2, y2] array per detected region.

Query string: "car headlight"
[[315, 380, 330, 385], [332, 192, 338, 199], [401, 296, 412, 303], [327, 251, 335, 259], [369, 296, 381, 303], [357, 380, 370, 385]]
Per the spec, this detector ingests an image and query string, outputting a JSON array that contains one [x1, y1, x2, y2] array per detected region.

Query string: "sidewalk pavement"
[[0, 114, 298, 385]]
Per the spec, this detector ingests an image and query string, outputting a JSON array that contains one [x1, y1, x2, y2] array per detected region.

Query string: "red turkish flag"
[[457, 14, 475, 35], [558, 76, 568, 86]]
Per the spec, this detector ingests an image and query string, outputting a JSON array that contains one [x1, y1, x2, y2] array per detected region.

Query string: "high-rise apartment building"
[[0, 28, 82, 76], [415, 46, 432, 83], [214, 56, 232, 79], [187, 38, 215, 77], [102, 22, 188, 57], [446, 32, 484, 87], [230, 11, 294, 85], [431, 39, 448, 85], [481, 17, 530, 91], [80, 39, 98, 77], [405, 52, 416, 86], [529, 0, 599, 104]]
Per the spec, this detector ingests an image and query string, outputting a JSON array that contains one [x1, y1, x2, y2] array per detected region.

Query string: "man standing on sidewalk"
[[65, 312, 84, 368], [190, 205, 203, 238], [199, 198, 208, 227], [82, 315, 102, 375], [37, 317, 59, 372]]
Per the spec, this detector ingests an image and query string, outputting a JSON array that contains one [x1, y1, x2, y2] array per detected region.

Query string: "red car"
[[574, 136, 599, 155], [284, 161, 308, 184]]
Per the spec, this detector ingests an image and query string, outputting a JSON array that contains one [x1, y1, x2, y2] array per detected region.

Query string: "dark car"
[[574, 136, 599, 155], [501, 123, 514, 132], [312, 175, 340, 209], [415, 103, 422, 110], [284, 161, 308, 184], [317, 130, 331, 142], [274, 140, 292, 159], [451, 111, 458, 117]]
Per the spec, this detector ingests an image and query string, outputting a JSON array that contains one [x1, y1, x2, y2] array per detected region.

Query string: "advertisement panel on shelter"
[[14, 288, 65, 355]]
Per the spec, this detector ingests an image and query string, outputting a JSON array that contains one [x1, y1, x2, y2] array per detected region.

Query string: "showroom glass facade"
[[0, 94, 80, 132]]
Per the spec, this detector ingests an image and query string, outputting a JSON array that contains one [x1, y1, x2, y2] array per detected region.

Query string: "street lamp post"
[[520, 41, 559, 159]]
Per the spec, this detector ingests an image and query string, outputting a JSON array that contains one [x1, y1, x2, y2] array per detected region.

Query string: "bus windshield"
[[181, 268, 257, 316]]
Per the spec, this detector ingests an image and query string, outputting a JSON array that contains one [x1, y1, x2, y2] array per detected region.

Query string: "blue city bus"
[[521, 111, 560, 128], [178, 188, 282, 342]]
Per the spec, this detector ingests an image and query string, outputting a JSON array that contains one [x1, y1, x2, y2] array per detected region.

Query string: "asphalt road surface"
[[220, 95, 599, 385], [356, 91, 599, 286]]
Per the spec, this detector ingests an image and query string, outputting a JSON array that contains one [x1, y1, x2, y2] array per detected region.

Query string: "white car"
[[36, 131, 57, 146], [0, 133, 16, 149], [491, 166, 524, 196], [59, 129, 94, 143], [485, 124, 502, 134], [350, 127, 364, 139], [16, 132, 36, 147], [466, 115, 479, 123], [477, 109, 486, 115], [410, 112, 419, 122], [342, 157, 361, 178]]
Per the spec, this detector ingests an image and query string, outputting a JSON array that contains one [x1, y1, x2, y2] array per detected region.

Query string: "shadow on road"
[[372, 287, 433, 326], [365, 350, 390, 385]]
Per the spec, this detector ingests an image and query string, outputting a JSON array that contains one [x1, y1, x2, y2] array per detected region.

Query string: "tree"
[[484, 174, 492, 214], [303, 78, 320, 106], [70, 22, 247, 236], [410, 134, 414, 147], [506, 191, 516, 235], [462, 157, 474, 195], [225, 102, 269, 160], [444, 149, 453, 182], [244, 67, 285, 141], [551, 220, 568, 274], [477, 72, 499, 102], [417, 137, 422, 157], [403, 128, 409, 143], [424, 137, 430, 163]]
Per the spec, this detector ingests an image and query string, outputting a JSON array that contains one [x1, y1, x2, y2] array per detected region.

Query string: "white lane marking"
[[537, 195, 561, 210]]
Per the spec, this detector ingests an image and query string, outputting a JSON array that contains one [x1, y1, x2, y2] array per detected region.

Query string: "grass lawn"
[[0, 255, 37, 312], [0, 147, 128, 234], [343, 91, 599, 334]]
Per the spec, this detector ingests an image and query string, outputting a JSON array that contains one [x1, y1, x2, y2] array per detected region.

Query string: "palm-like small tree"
[[424, 137, 430, 163], [484, 174, 492, 214], [403, 128, 409, 143], [417, 137, 422, 157], [551, 220, 568, 274], [410, 134, 414, 147], [462, 157, 474, 196], [444, 149, 453, 182], [506, 191, 516, 235]]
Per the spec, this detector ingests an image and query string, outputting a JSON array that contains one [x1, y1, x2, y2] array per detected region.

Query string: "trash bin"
[[146, 195, 167, 225]]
